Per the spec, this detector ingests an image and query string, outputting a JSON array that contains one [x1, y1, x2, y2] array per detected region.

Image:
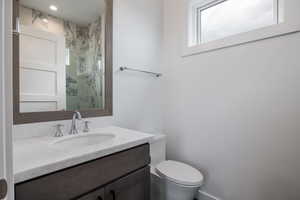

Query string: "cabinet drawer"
[[15, 144, 150, 200]]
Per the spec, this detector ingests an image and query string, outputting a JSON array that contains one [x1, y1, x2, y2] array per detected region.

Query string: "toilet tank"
[[150, 134, 166, 166]]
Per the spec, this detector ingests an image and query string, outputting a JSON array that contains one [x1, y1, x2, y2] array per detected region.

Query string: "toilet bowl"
[[150, 135, 204, 200]]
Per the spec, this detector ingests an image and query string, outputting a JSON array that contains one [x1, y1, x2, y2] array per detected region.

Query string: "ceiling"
[[20, 0, 106, 25]]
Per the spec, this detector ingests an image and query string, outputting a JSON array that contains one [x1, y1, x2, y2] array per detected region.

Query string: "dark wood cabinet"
[[78, 167, 150, 200], [104, 167, 150, 200], [77, 188, 105, 200], [15, 144, 150, 200]]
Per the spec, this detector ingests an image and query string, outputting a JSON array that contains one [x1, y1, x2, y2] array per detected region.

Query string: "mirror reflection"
[[19, 0, 106, 112]]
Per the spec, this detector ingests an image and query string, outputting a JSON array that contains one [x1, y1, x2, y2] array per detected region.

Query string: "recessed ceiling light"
[[49, 5, 58, 11]]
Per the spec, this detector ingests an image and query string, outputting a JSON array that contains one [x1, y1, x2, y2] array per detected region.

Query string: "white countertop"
[[13, 126, 154, 184]]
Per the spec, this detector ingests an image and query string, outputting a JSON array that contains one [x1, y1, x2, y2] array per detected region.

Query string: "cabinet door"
[[76, 188, 104, 200], [104, 167, 150, 200]]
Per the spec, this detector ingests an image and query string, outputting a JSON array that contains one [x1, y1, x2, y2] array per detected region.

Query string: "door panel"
[[19, 25, 66, 112], [20, 34, 57, 65], [104, 167, 150, 200]]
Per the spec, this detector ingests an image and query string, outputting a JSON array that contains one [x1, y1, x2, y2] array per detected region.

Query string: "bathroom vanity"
[[13, 127, 154, 200]]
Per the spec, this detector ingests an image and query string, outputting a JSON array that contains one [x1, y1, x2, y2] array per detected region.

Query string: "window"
[[189, 0, 281, 46]]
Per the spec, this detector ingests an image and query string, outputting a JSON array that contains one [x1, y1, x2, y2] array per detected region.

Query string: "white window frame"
[[183, 0, 300, 56]]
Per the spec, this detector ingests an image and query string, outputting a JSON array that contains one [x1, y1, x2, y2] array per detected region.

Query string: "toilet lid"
[[155, 160, 204, 186]]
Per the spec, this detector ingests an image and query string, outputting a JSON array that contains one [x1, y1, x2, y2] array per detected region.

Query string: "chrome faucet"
[[69, 111, 82, 135]]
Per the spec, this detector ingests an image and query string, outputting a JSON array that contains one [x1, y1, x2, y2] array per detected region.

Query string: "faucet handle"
[[83, 121, 91, 133], [54, 124, 64, 137]]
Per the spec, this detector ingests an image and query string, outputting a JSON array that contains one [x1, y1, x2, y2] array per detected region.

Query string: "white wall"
[[19, 6, 65, 35], [13, 0, 163, 139], [113, 0, 163, 133], [162, 0, 300, 200]]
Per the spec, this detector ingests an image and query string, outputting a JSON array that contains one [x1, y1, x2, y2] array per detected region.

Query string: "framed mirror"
[[13, 0, 113, 124]]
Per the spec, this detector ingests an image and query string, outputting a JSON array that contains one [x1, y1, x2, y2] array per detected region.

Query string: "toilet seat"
[[155, 160, 204, 187]]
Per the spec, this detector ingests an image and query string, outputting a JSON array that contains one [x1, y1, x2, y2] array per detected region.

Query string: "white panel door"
[[19, 25, 66, 112], [0, 0, 4, 191], [1, 0, 13, 199], [0, 2, 6, 198]]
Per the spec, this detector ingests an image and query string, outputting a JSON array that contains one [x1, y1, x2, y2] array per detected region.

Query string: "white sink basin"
[[52, 133, 115, 148]]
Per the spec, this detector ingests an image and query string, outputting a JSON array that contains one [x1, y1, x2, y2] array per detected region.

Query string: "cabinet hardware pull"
[[110, 190, 116, 200]]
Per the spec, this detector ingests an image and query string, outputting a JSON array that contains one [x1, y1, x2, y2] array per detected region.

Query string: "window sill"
[[182, 22, 300, 57]]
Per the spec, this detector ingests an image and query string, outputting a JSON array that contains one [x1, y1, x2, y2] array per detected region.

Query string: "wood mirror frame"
[[13, 0, 113, 124]]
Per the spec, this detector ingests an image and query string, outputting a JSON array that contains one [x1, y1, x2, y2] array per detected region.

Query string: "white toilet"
[[150, 135, 204, 200]]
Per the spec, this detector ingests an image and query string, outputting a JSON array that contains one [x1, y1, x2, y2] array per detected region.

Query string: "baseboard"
[[197, 190, 222, 200]]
